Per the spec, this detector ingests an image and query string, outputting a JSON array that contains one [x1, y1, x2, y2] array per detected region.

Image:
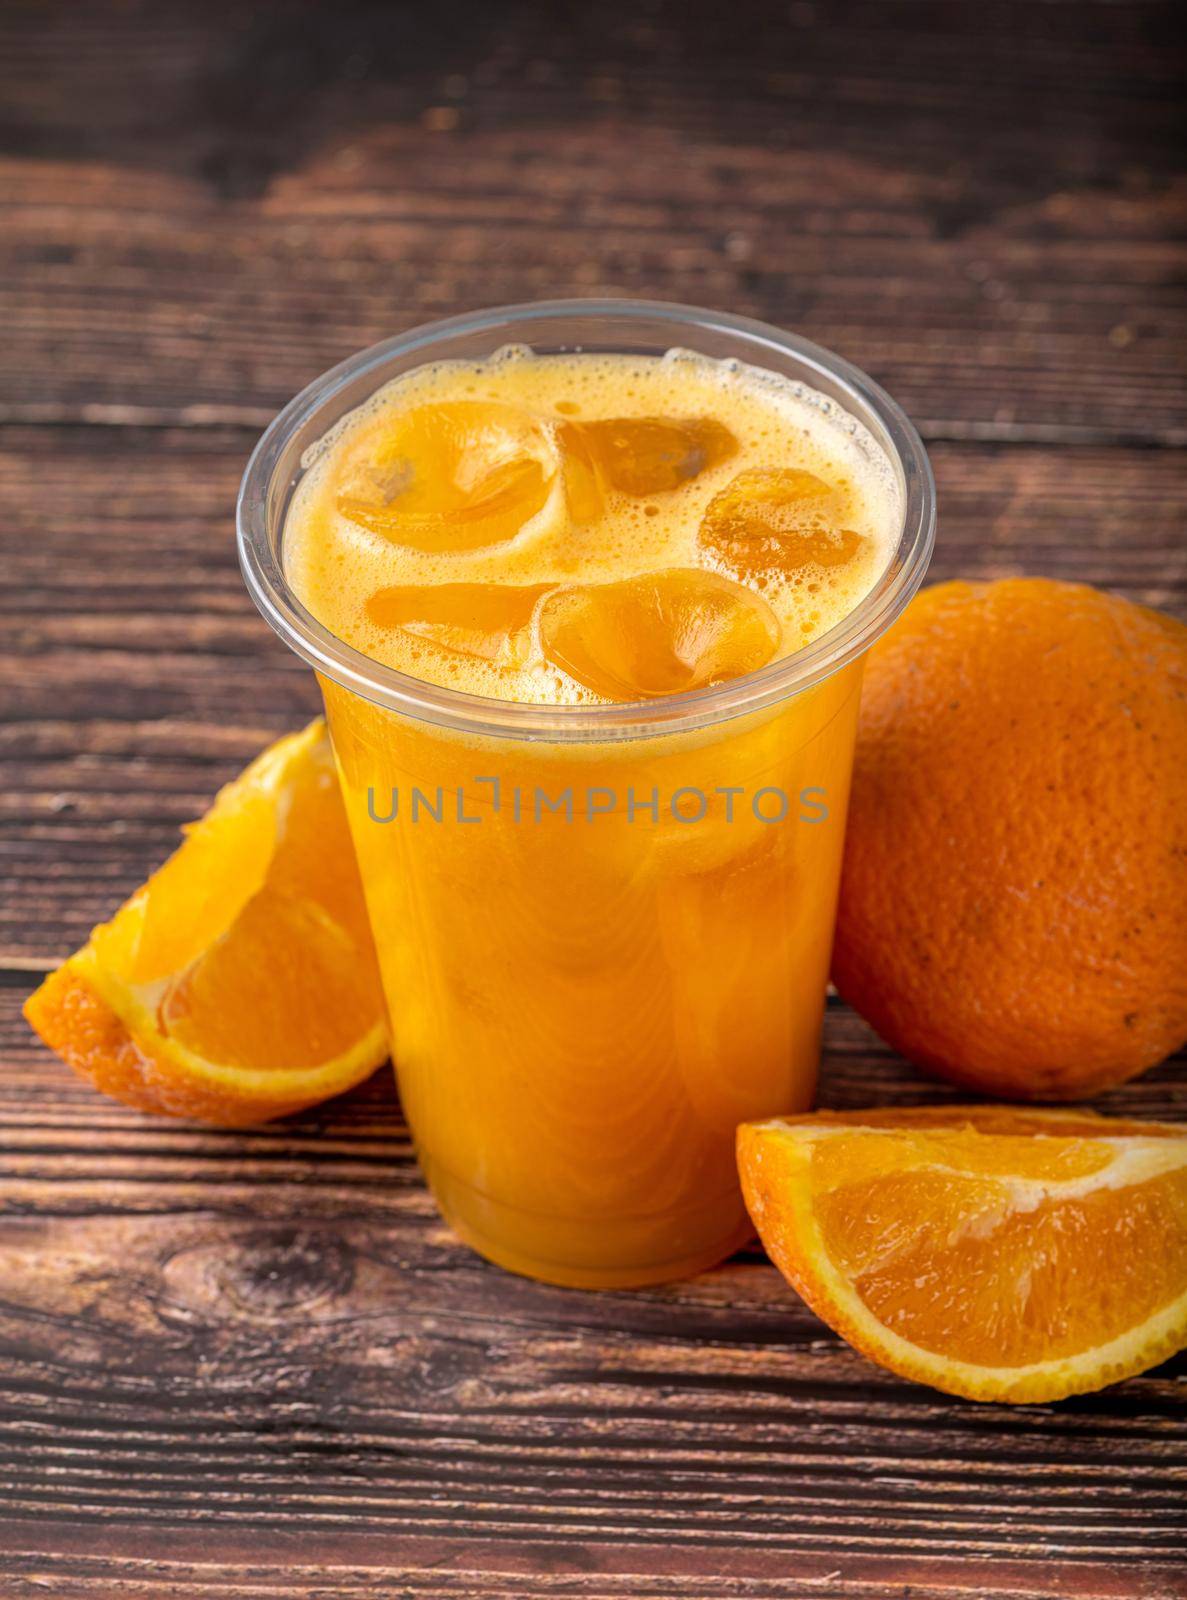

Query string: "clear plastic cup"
[[238, 300, 935, 1287]]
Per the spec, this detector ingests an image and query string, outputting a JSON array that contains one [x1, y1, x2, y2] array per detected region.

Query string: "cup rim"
[[236, 297, 936, 742]]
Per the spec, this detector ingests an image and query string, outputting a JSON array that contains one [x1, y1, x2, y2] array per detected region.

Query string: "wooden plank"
[[2, 1531, 1184, 1600], [1, 974, 1185, 1593], [3, 3, 1186, 1592], [2, 202, 1181, 442], [3, 428, 1184, 964], [0, 3, 1184, 441], [5, 971, 1186, 1141]]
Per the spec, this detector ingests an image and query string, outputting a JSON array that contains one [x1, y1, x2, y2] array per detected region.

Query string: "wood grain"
[[4, 429, 1185, 966], [1, 1, 1185, 442], [2, 979, 1186, 1600], [2, 0, 1185, 1594]]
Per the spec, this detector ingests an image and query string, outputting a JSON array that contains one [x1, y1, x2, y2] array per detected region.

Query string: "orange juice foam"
[[284, 347, 900, 702]]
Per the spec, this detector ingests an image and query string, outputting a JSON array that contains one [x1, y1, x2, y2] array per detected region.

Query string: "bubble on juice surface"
[[365, 581, 552, 665], [559, 417, 738, 498], [699, 467, 868, 588], [335, 401, 558, 552], [538, 568, 781, 700]]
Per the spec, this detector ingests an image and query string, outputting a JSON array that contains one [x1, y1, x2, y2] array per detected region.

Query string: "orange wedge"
[[737, 1105, 1187, 1402], [24, 721, 388, 1125]]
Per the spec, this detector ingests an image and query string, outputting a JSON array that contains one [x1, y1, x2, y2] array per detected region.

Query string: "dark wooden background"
[[2, 2, 1185, 1595]]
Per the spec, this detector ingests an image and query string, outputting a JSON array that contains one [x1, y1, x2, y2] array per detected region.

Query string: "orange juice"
[[240, 303, 934, 1287]]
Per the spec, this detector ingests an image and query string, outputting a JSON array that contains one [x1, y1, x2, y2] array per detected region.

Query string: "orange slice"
[[24, 721, 387, 1126], [737, 1105, 1187, 1402]]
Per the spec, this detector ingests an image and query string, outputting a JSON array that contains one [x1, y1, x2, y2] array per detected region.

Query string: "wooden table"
[[2, 3, 1185, 1595]]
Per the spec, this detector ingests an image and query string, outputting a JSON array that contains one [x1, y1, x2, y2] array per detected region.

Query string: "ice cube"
[[556, 422, 605, 524], [336, 401, 557, 551], [538, 567, 780, 700], [560, 416, 738, 498], [365, 582, 551, 663], [699, 468, 867, 586]]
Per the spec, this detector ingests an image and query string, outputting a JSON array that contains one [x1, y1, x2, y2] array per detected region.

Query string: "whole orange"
[[832, 578, 1187, 1099]]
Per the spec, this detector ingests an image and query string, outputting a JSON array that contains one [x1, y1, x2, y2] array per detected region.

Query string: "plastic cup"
[[238, 300, 935, 1287]]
